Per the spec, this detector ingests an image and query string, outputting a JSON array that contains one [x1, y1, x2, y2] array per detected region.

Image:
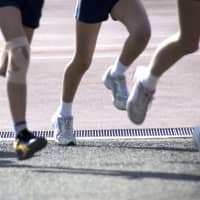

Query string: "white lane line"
[[32, 55, 117, 60], [0, 45, 200, 60], [31, 52, 200, 60]]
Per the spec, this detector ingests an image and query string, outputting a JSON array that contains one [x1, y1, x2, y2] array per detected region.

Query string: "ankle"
[[141, 69, 159, 91]]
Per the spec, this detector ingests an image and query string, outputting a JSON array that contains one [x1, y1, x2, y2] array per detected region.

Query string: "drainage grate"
[[0, 127, 194, 141]]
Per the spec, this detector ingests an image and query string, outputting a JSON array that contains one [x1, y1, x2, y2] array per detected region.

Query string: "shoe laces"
[[113, 76, 128, 98], [57, 117, 73, 133]]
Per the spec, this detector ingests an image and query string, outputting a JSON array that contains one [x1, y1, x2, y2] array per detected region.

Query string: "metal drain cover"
[[0, 127, 194, 141]]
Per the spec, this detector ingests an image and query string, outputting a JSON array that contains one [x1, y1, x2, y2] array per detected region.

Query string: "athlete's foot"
[[52, 114, 76, 145], [13, 128, 47, 160], [102, 66, 128, 110], [127, 66, 155, 124]]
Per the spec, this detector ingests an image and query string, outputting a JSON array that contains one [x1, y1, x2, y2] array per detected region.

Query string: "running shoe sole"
[[14, 138, 47, 160]]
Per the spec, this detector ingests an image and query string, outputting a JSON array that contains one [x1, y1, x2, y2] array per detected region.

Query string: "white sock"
[[141, 68, 159, 91], [110, 58, 128, 77], [58, 101, 72, 118]]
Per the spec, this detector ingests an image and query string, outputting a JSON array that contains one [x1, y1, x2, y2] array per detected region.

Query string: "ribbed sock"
[[58, 101, 72, 118], [141, 69, 159, 91]]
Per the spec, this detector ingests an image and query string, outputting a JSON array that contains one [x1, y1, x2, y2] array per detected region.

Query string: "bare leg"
[[0, 7, 29, 123], [0, 26, 33, 76], [111, 0, 151, 66], [101, 0, 151, 110], [150, 0, 200, 77], [62, 21, 101, 102], [126, 0, 200, 125]]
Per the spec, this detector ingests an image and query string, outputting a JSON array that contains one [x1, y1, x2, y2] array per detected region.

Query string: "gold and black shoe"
[[13, 129, 47, 160]]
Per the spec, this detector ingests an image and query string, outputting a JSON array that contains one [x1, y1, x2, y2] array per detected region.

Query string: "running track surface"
[[0, 0, 200, 131]]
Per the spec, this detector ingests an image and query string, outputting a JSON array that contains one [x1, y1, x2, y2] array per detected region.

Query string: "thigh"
[[111, 0, 150, 32], [0, 6, 25, 41], [178, 0, 200, 40], [0, 0, 44, 29], [23, 26, 34, 43], [75, 21, 101, 62]]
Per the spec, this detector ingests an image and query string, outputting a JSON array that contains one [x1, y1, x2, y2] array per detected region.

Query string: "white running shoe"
[[127, 67, 155, 124], [102, 66, 128, 110], [193, 127, 200, 151], [52, 114, 76, 145]]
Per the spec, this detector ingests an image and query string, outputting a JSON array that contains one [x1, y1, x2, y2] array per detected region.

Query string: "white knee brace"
[[6, 36, 30, 84]]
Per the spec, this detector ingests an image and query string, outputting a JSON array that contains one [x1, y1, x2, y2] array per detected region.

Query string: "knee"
[[129, 23, 151, 48], [71, 56, 92, 74], [6, 36, 30, 84], [140, 26, 151, 46]]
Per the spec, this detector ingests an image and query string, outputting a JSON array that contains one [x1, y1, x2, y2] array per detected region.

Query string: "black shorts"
[[0, 0, 44, 28], [75, 0, 119, 23]]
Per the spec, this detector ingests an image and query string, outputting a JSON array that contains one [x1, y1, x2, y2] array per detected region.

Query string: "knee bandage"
[[6, 36, 30, 84]]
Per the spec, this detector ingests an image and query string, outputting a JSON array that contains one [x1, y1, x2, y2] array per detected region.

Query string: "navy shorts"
[[0, 0, 44, 28], [75, 0, 119, 23]]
